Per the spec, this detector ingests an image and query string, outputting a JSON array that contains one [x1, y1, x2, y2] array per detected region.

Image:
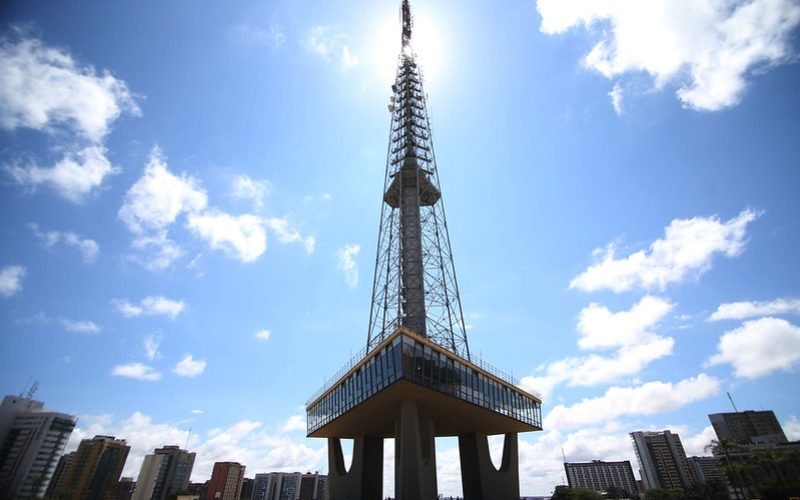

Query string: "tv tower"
[[306, 2, 542, 498], [366, 0, 470, 359]]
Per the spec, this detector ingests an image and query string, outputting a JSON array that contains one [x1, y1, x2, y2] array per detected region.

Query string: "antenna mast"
[[727, 392, 739, 412], [401, 0, 413, 49]]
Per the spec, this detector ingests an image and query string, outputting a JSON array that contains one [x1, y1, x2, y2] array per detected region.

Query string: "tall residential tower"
[[55, 435, 130, 499], [132, 445, 196, 500], [305, 1, 542, 498], [0, 395, 76, 498], [631, 430, 693, 491]]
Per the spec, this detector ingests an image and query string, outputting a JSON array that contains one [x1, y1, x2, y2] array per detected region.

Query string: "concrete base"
[[395, 400, 438, 500], [458, 432, 520, 500], [327, 436, 383, 500]]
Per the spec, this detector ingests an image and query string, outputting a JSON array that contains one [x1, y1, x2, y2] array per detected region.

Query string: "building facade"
[[686, 456, 727, 484], [564, 460, 638, 496], [115, 477, 137, 500], [207, 462, 245, 500], [133, 445, 196, 500], [252, 472, 327, 500], [56, 435, 130, 499], [46, 451, 76, 497], [709, 410, 788, 445], [630, 430, 693, 490], [0, 395, 77, 498]]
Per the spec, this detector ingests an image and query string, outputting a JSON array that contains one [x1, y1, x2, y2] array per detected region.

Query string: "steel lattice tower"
[[367, 0, 470, 360]]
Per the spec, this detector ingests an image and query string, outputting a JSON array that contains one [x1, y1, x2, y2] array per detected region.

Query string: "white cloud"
[[62, 319, 101, 334], [608, 83, 623, 114], [111, 299, 143, 317], [119, 148, 208, 270], [0, 265, 26, 297], [255, 329, 272, 341], [785, 415, 800, 441], [143, 335, 161, 361], [119, 148, 208, 234], [536, 0, 800, 111], [280, 415, 306, 433], [173, 354, 207, 378], [141, 296, 185, 318], [112, 296, 186, 319], [129, 232, 185, 271], [681, 425, 719, 456], [522, 335, 674, 398], [230, 175, 271, 211], [29, 223, 99, 263], [706, 317, 800, 379], [337, 243, 360, 288], [522, 296, 675, 398], [0, 33, 139, 142], [304, 193, 333, 204], [302, 26, 359, 70], [187, 211, 267, 262], [577, 296, 674, 349], [709, 297, 800, 321], [231, 23, 286, 48], [266, 218, 315, 254], [544, 373, 720, 430], [570, 209, 760, 293], [120, 150, 309, 268], [6, 146, 119, 203], [341, 46, 360, 69], [111, 363, 162, 381], [191, 409, 204, 415]]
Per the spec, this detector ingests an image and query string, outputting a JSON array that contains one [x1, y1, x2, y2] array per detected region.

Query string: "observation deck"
[[306, 327, 542, 438]]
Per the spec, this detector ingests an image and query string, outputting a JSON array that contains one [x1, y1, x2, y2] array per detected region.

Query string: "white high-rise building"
[[0, 395, 77, 498]]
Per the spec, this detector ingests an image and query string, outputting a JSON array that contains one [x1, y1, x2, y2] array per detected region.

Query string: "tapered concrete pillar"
[[458, 432, 519, 500], [327, 436, 383, 500], [395, 400, 437, 499]]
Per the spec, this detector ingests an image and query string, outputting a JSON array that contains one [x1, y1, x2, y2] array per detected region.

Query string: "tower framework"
[[366, 12, 469, 359], [306, 2, 542, 498]]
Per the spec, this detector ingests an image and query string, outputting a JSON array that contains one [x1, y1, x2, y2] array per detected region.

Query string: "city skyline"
[[1, 0, 800, 496]]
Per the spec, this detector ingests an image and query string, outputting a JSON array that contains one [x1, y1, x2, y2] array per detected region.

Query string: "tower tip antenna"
[[401, 0, 413, 48]]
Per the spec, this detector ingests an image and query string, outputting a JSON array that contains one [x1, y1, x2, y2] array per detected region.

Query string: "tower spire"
[[367, 0, 471, 360], [401, 0, 413, 49]]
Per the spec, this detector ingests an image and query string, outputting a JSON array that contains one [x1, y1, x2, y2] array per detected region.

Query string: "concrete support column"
[[327, 436, 383, 500], [458, 432, 520, 500], [395, 400, 437, 499]]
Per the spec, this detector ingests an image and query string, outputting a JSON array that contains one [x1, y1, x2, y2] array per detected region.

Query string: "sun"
[[367, 4, 447, 89]]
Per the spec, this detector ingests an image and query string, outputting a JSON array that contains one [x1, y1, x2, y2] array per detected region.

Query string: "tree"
[[551, 485, 572, 500], [604, 484, 622, 499], [684, 480, 727, 500], [705, 438, 747, 500], [571, 487, 603, 500], [550, 486, 604, 500], [642, 488, 685, 500]]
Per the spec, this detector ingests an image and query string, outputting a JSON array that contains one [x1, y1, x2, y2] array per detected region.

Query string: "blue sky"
[[1, 0, 799, 495]]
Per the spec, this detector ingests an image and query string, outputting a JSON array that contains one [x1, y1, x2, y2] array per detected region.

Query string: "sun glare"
[[368, 6, 447, 89]]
